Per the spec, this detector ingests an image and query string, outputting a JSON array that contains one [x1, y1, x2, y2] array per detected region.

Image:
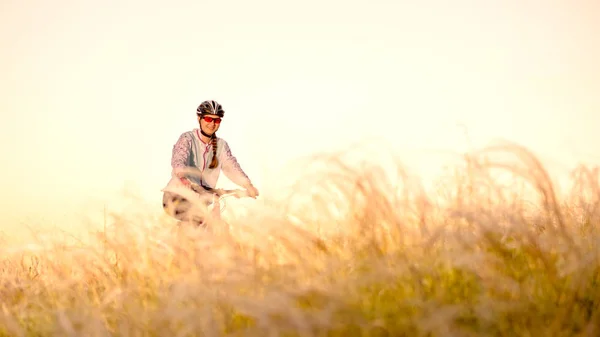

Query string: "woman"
[[162, 100, 259, 226]]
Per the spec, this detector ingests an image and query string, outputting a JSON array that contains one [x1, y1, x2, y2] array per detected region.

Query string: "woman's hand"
[[244, 184, 259, 198], [178, 176, 191, 187]]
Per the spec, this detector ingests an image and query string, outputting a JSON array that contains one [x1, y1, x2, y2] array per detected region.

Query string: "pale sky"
[[1, 0, 599, 237]]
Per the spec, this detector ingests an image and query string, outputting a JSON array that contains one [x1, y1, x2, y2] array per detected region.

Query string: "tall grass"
[[1, 142, 600, 336]]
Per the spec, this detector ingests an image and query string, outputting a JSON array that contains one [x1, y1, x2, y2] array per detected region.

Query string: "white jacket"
[[162, 129, 252, 193]]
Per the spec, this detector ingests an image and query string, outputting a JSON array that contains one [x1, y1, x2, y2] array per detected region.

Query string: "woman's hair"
[[209, 135, 218, 169]]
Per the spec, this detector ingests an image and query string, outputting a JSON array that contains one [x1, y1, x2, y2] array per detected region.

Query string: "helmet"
[[196, 100, 225, 118]]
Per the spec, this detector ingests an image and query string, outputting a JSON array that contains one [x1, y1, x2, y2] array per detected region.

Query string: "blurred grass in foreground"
[[1, 142, 600, 336]]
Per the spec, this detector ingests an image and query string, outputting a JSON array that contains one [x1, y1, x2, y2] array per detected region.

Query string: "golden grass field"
[[1, 142, 599, 336]]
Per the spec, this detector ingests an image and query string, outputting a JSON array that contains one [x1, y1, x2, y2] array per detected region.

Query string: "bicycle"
[[162, 181, 254, 229]]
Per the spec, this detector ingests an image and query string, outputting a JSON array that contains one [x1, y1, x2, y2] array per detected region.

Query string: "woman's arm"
[[219, 140, 253, 188], [171, 132, 192, 182]]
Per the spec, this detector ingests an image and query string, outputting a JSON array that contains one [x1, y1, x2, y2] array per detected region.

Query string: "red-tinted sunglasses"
[[199, 116, 222, 124]]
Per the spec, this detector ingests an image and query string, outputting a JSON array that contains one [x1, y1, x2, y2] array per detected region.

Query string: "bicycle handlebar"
[[189, 183, 253, 215], [214, 188, 251, 199], [189, 183, 253, 200]]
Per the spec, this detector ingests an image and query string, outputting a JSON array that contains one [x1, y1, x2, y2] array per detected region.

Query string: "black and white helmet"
[[196, 100, 225, 117]]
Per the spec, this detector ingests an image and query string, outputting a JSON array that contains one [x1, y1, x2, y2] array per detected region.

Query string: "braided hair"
[[209, 136, 218, 169], [196, 100, 225, 170]]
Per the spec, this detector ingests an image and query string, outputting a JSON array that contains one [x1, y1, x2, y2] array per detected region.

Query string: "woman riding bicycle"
[[162, 100, 259, 226]]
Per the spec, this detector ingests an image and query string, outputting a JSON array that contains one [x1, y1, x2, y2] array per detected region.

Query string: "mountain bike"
[[162, 182, 253, 229]]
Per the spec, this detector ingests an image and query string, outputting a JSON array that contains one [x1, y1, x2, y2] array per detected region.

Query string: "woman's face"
[[198, 114, 222, 136]]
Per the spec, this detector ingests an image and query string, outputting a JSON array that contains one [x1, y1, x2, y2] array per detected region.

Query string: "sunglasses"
[[199, 115, 222, 124]]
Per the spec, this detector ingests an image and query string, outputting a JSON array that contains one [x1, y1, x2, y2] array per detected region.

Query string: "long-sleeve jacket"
[[163, 129, 252, 192]]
